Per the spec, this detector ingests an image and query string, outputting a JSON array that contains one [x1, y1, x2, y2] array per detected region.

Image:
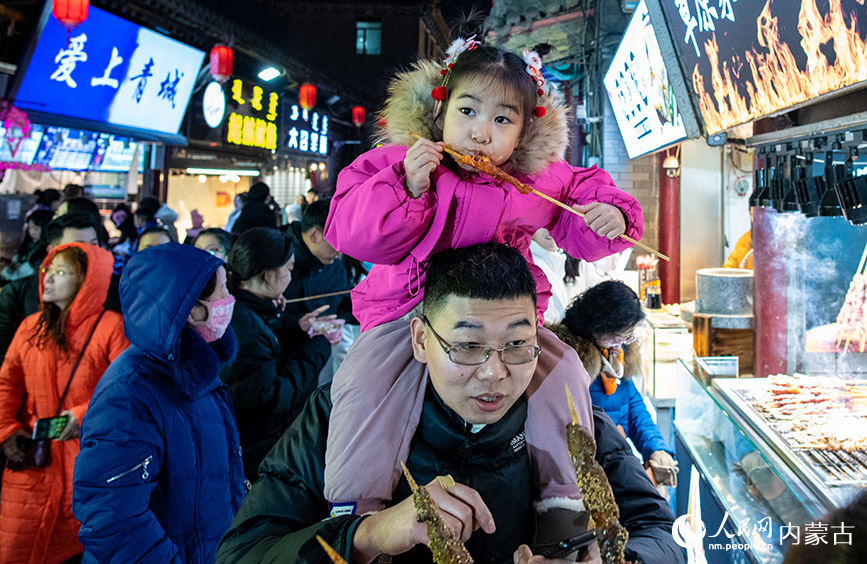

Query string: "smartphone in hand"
[[32, 415, 69, 440]]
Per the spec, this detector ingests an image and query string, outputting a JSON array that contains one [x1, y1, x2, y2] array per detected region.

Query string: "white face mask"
[[193, 295, 235, 342]]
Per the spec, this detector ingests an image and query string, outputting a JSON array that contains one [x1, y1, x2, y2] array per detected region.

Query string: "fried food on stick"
[[401, 462, 474, 564], [407, 132, 669, 262], [565, 384, 631, 564]]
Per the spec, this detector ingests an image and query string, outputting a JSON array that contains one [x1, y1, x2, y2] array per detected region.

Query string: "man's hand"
[[298, 305, 336, 332], [513, 543, 603, 564], [404, 138, 443, 198], [350, 477, 496, 564], [572, 203, 626, 240], [1, 429, 30, 464], [57, 410, 80, 441]]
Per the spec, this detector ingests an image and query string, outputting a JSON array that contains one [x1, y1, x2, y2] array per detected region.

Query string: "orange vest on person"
[[0, 243, 129, 564]]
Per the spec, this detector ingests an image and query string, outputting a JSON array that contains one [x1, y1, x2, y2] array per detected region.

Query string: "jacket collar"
[[157, 325, 238, 400], [416, 383, 528, 457]]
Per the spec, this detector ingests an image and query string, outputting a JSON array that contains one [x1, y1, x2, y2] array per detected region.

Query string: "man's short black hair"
[[248, 182, 270, 202], [423, 243, 536, 318], [138, 197, 160, 213], [301, 199, 330, 232], [45, 213, 99, 246], [135, 207, 155, 222]]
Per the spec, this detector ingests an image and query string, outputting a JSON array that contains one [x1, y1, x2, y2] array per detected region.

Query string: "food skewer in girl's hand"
[[315, 535, 349, 564], [407, 132, 669, 261]]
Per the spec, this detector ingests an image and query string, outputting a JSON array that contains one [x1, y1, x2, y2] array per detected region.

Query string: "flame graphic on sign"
[[694, 0, 867, 134]]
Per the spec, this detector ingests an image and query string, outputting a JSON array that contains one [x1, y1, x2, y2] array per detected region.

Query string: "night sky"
[[440, 0, 491, 26]]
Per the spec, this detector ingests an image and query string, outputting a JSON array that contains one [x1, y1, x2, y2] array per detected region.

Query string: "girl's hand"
[[404, 138, 444, 198], [572, 203, 626, 239]]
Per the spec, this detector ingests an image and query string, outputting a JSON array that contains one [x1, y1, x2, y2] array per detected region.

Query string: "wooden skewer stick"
[[565, 383, 579, 426], [282, 289, 353, 304], [408, 132, 669, 261], [315, 535, 349, 564], [859, 241, 867, 276]]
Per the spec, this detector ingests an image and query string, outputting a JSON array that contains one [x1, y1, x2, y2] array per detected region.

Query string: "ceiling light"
[[186, 167, 260, 176], [258, 67, 280, 81]]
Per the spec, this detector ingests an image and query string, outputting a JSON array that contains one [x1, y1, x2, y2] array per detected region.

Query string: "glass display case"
[[640, 311, 693, 401], [673, 359, 859, 564]]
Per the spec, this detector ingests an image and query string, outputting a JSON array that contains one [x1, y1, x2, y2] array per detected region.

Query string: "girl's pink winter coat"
[[326, 144, 643, 330]]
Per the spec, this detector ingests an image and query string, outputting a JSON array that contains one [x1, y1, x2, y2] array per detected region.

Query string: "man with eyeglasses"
[[217, 243, 683, 564]]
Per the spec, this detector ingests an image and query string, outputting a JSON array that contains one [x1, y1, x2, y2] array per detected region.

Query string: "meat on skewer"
[[401, 462, 474, 564]]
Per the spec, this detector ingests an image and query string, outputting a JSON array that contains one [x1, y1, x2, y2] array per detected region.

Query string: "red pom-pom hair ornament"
[[431, 86, 447, 101], [533, 106, 547, 118], [431, 36, 480, 102]]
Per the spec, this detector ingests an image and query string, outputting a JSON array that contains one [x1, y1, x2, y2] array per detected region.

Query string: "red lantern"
[[53, 0, 89, 30], [210, 45, 234, 83], [299, 84, 316, 110], [352, 106, 365, 127]]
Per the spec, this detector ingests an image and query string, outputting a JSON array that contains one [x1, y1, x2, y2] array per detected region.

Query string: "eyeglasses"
[[423, 316, 542, 366], [205, 248, 226, 256], [596, 332, 637, 350]]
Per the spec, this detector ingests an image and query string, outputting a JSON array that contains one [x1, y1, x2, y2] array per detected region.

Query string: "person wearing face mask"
[[222, 227, 333, 481], [72, 243, 245, 564], [549, 281, 678, 488]]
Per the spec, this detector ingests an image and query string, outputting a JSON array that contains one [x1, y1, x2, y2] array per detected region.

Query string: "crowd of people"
[[0, 37, 851, 564]]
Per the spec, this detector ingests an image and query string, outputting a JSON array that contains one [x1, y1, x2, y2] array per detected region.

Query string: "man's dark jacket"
[[231, 201, 277, 235], [281, 222, 353, 323], [0, 272, 121, 365], [215, 385, 685, 564], [220, 289, 330, 481]]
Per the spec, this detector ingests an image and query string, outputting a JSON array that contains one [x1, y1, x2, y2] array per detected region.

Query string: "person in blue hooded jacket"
[[549, 280, 678, 487], [72, 243, 246, 563]]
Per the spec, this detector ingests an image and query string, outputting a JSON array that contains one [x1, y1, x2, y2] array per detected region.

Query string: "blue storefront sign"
[[13, 4, 204, 136]]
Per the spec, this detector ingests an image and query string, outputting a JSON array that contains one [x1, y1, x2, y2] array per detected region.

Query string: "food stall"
[[638, 0, 867, 560]]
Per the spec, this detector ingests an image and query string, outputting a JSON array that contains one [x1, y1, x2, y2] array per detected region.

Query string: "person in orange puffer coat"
[[0, 242, 129, 564]]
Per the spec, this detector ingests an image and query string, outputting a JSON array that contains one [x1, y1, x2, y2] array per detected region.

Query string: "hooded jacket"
[[0, 243, 128, 564], [215, 385, 684, 564], [72, 243, 245, 564], [548, 325, 674, 461], [325, 60, 643, 330]]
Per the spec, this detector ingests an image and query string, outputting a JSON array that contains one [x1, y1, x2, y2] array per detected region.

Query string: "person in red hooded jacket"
[[0, 242, 128, 564]]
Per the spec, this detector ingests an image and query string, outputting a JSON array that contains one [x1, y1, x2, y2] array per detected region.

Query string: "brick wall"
[[601, 94, 659, 258]]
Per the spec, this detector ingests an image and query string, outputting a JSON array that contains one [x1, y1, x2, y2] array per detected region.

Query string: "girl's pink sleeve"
[[548, 163, 644, 262], [325, 147, 436, 265]]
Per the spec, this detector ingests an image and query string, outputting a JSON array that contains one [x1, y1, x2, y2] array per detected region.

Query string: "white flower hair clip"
[[431, 35, 480, 101], [523, 48, 547, 118]]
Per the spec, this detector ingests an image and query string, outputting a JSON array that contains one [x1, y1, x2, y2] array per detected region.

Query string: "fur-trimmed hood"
[[547, 323, 641, 381], [373, 59, 570, 175]]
